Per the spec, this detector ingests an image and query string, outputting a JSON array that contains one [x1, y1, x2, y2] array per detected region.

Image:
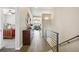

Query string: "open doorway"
[[2, 8, 16, 50]]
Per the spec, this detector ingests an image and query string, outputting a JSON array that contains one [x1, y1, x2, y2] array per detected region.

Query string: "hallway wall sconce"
[[44, 17, 49, 20], [42, 14, 51, 21]]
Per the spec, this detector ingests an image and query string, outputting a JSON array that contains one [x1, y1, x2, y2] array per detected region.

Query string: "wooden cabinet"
[[3, 29, 15, 39], [23, 30, 30, 46]]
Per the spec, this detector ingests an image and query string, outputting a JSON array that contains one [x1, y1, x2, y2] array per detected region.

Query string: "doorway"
[[2, 8, 16, 50]]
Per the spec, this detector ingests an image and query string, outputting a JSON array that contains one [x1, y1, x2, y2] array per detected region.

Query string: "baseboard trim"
[[15, 45, 23, 50], [0, 46, 3, 49]]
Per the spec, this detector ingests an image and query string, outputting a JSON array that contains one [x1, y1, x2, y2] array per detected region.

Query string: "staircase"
[[59, 35, 79, 52], [45, 29, 79, 52]]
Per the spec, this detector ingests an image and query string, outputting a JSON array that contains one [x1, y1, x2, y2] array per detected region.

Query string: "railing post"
[[57, 33, 59, 52]]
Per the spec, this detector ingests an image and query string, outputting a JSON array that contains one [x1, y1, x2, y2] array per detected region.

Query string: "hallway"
[[1, 7, 79, 52], [0, 30, 53, 52], [28, 30, 52, 52]]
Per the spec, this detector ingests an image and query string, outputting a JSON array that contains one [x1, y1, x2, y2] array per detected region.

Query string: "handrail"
[[46, 30, 79, 52], [59, 35, 79, 46]]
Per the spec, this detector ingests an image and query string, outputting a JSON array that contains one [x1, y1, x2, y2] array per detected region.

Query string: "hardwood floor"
[[0, 46, 29, 52], [0, 48, 19, 52], [20, 46, 29, 52]]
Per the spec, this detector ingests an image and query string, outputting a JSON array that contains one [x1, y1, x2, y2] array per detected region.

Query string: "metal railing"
[[59, 35, 79, 46], [45, 30, 59, 52], [45, 29, 79, 52]]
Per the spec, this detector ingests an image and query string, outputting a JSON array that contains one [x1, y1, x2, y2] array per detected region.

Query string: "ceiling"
[[30, 7, 55, 16]]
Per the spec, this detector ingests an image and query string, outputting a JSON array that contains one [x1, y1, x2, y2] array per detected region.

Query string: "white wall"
[[19, 7, 28, 30], [54, 7, 79, 42], [19, 7, 29, 47], [3, 39, 15, 48], [2, 8, 15, 25], [15, 7, 29, 50], [15, 8, 21, 50], [4, 14, 15, 25], [53, 7, 79, 51]]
